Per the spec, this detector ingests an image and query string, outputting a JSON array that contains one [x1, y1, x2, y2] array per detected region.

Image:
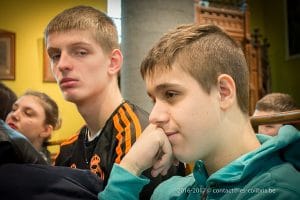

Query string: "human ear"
[[108, 49, 123, 75], [40, 124, 53, 139], [217, 74, 236, 110]]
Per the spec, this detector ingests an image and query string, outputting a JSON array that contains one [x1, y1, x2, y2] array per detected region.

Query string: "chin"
[[174, 148, 197, 164], [63, 94, 72, 101], [62, 91, 76, 101], [173, 150, 188, 163], [63, 95, 78, 103]]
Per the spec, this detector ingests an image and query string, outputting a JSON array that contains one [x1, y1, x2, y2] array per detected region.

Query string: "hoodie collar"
[[193, 125, 300, 186]]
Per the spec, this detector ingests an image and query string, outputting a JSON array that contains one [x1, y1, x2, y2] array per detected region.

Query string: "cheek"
[[269, 126, 281, 136], [258, 126, 266, 134], [85, 64, 108, 86], [51, 65, 60, 80], [19, 120, 44, 136], [258, 125, 277, 136], [185, 105, 215, 133], [5, 114, 12, 122], [180, 105, 217, 143]]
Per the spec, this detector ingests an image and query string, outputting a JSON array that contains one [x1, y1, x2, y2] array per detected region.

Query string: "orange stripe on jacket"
[[119, 107, 132, 154], [123, 103, 142, 138], [60, 133, 79, 146], [113, 114, 124, 163]]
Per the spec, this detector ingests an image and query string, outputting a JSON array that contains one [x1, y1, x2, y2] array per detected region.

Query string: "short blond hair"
[[44, 5, 119, 53]]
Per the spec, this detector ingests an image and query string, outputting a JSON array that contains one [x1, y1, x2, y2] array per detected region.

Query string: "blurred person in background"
[[252, 92, 299, 136], [5, 90, 61, 163]]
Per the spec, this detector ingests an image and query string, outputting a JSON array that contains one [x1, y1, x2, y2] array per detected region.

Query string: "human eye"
[[265, 125, 275, 129], [49, 52, 61, 62], [24, 109, 34, 117], [74, 48, 88, 57], [164, 90, 178, 100]]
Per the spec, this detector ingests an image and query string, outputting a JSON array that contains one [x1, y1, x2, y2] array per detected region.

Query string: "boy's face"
[[145, 64, 222, 163], [46, 30, 112, 103], [252, 110, 282, 136]]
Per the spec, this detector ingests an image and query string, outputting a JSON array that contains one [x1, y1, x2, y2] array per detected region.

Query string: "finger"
[[151, 162, 172, 177], [160, 134, 172, 156], [161, 167, 169, 176], [152, 158, 173, 177], [151, 165, 168, 177], [152, 154, 172, 169], [151, 168, 161, 177]]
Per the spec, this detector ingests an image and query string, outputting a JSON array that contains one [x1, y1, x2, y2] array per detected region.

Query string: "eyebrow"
[[147, 83, 182, 96], [47, 48, 60, 56], [13, 102, 36, 113], [47, 42, 92, 52]]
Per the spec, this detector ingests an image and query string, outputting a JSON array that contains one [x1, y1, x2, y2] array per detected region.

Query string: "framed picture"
[[43, 43, 55, 82], [0, 30, 15, 80], [285, 0, 300, 59]]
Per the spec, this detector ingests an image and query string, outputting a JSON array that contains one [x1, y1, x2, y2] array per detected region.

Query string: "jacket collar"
[[193, 125, 300, 186]]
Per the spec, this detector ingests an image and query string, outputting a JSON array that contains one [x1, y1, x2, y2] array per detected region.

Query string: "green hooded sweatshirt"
[[99, 125, 300, 200]]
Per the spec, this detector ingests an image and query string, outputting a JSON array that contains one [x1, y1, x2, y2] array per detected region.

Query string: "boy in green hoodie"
[[99, 24, 300, 199]]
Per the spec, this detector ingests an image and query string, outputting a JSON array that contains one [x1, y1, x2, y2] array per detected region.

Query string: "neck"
[[77, 89, 123, 137], [32, 140, 43, 152], [204, 115, 261, 176]]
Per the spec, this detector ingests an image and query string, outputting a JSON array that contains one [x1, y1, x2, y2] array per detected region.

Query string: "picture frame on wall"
[[0, 30, 15, 80], [43, 43, 55, 82], [285, 0, 300, 59]]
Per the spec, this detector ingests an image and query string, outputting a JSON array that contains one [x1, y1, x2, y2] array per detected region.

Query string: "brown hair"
[[44, 5, 119, 53], [23, 91, 61, 131], [140, 24, 249, 114], [255, 92, 298, 112], [0, 82, 17, 121]]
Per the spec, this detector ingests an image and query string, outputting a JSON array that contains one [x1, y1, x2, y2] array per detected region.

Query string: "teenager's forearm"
[[98, 164, 150, 199]]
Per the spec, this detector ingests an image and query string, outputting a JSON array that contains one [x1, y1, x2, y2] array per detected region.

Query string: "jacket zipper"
[[201, 188, 208, 200]]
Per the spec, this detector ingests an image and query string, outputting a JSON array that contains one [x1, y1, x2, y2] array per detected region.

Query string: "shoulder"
[[113, 101, 149, 131], [243, 162, 300, 198], [121, 101, 149, 121], [59, 127, 85, 150], [125, 101, 149, 117], [54, 128, 84, 165], [269, 163, 300, 195], [125, 101, 149, 129], [60, 133, 80, 147]]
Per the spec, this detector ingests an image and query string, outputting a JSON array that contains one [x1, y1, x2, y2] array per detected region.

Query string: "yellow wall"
[[0, 0, 107, 153]]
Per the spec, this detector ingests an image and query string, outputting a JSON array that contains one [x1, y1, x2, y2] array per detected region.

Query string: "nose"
[[149, 101, 169, 126], [57, 51, 73, 73], [8, 110, 20, 121]]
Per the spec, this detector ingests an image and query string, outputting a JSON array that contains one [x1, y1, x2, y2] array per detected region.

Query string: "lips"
[[59, 77, 78, 88], [165, 131, 178, 137], [7, 122, 17, 130]]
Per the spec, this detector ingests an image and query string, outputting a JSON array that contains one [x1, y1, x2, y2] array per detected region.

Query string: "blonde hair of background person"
[[5, 90, 61, 163], [252, 92, 299, 136]]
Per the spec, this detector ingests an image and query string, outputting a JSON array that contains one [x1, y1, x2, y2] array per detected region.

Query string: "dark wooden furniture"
[[194, 0, 270, 114], [250, 110, 300, 132]]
